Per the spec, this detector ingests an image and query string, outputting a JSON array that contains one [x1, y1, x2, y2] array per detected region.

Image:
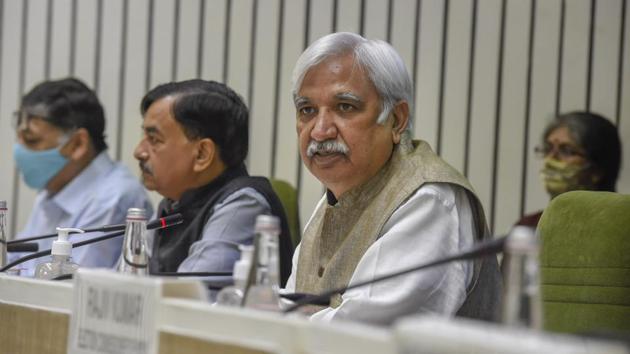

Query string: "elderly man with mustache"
[[134, 79, 293, 288], [284, 33, 501, 326]]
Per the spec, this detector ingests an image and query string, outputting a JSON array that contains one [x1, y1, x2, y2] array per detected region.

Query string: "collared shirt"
[[146, 187, 272, 288], [12, 152, 153, 277], [284, 183, 474, 325]]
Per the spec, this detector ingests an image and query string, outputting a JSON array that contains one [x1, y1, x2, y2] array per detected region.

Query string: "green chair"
[[537, 191, 630, 334], [270, 179, 301, 248]]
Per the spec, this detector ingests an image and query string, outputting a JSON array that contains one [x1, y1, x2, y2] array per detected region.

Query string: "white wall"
[[1, 0, 628, 239]]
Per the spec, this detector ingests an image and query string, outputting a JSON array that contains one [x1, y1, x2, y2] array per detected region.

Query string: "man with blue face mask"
[[9, 78, 153, 276]]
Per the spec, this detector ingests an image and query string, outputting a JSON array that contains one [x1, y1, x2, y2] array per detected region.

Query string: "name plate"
[[68, 269, 160, 354]]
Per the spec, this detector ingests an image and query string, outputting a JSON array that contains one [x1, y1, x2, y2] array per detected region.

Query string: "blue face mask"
[[13, 143, 70, 190]]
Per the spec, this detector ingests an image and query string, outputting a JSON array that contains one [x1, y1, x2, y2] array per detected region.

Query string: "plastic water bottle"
[[243, 215, 282, 311], [215, 244, 254, 307], [501, 226, 543, 329], [0, 201, 7, 268], [34, 227, 82, 280], [117, 208, 149, 275]]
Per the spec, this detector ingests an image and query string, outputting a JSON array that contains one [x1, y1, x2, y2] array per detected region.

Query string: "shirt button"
[[317, 266, 325, 277]]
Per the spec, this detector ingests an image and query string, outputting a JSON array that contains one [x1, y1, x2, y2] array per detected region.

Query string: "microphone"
[[0, 230, 124, 273], [283, 235, 507, 313], [8, 224, 122, 245], [7, 213, 183, 245], [153, 271, 233, 277], [7, 242, 39, 253], [0, 214, 183, 273], [51, 271, 234, 281], [280, 292, 331, 306]]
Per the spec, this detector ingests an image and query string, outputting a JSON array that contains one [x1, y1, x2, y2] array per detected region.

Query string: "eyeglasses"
[[12, 111, 25, 129], [534, 143, 585, 159], [12, 108, 52, 130]]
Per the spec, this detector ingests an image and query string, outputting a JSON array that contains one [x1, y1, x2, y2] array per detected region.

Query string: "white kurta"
[[284, 182, 475, 326]]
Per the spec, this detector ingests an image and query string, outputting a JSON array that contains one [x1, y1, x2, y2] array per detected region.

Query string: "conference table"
[[0, 270, 626, 354]]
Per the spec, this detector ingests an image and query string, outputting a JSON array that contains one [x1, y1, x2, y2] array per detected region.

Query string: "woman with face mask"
[[515, 111, 622, 229]]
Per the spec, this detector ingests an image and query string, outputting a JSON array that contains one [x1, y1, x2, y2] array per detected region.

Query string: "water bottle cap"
[[254, 215, 280, 232], [0, 200, 7, 209], [506, 226, 538, 252], [126, 208, 147, 220]]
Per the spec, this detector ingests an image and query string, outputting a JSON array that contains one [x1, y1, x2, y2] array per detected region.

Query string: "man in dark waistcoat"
[[134, 79, 293, 287], [284, 32, 501, 325]]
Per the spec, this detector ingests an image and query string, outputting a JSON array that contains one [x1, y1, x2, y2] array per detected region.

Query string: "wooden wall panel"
[[175, 0, 202, 82], [97, 0, 124, 160], [226, 0, 254, 107], [0, 0, 23, 237], [523, 0, 562, 218], [389, 0, 418, 89], [16, 0, 49, 237], [48, 0, 72, 79], [619, 1, 630, 195], [467, 0, 502, 223], [248, 0, 281, 177], [118, 0, 149, 173], [2, 0, 628, 238], [414, 0, 444, 149], [73, 0, 98, 87], [493, 0, 531, 234], [590, 0, 623, 119], [273, 0, 306, 201], [559, 0, 591, 112], [335, 0, 361, 33], [363, 0, 388, 40], [440, 0, 473, 173]]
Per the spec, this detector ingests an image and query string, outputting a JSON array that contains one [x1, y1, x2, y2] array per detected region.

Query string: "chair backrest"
[[537, 191, 630, 334], [269, 179, 301, 247]]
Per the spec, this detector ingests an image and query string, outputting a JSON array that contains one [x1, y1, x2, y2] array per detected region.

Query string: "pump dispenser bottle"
[[117, 208, 149, 275], [34, 227, 83, 279], [216, 244, 254, 307]]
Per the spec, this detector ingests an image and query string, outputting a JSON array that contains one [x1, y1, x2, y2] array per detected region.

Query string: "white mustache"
[[306, 140, 349, 158], [139, 162, 154, 176]]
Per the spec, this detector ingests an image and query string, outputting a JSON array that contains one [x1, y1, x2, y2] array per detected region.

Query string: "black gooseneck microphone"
[[283, 235, 508, 313], [7, 243, 39, 253], [0, 230, 125, 273], [51, 271, 234, 281], [0, 213, 184, 273], [7, 215, 179, 245]]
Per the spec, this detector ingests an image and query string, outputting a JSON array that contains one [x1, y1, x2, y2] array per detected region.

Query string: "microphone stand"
[[0, 214, 184, 273], [8, 225, 124, 245], [0, 230, 125, 273], [51, 271, 234, 281], [283, 235, 507, 313], [7, 214, 182, 245]]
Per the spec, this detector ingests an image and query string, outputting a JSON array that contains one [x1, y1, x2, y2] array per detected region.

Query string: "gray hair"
[[291, 32, 414, 132]]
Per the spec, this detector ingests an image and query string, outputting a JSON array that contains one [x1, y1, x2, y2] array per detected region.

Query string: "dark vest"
[[149, 164, 294, 286]]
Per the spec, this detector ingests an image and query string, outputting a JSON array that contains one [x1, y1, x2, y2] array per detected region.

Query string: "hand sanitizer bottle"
[[216, 244, 254, 307], [244, 215, 282, 311], [34, 227, 83, 280]]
